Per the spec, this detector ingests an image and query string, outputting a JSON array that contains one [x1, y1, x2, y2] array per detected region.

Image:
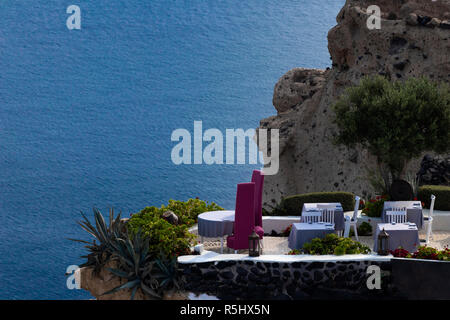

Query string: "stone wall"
[[179, 258, 396, 300]]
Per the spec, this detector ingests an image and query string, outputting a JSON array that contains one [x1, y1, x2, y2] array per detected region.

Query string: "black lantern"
[[248, 230, 261, 257], [377, 228, 390, 256]]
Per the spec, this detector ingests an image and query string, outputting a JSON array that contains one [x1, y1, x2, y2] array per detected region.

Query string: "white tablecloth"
[[373, 223, 420, 253], [288, 222, 335, 250], [197, 210, 235, 237]]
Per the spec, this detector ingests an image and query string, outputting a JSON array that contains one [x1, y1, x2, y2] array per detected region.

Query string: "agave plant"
[[69, 208, 125, 276], [102, 230, 161, 300], [154, 252, 180, 293]]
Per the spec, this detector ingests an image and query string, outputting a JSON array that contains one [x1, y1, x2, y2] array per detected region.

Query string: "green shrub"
[[127, 198, 223, 257], [127, 216, 195, 258], [300, 234, 371, 256], [162, 198, 223, 227], [358, 221, 372, 236], [267, 192, 355, 216], [418, 185, 450, 211], [349, 221, 373, 237]]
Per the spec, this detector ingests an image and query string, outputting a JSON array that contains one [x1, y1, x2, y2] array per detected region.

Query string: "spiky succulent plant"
[[102, 231, 161, 300], [154, 253, 180, 292], [69, 208, 125, 276]]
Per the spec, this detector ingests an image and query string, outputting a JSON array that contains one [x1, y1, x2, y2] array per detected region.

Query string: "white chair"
[[344, 196, 361, 240], [322, 209, 335, 225], [317, 204, 338, 233], [424, 195, 436, 244], [301, 211, 322, 223], [386, 208, 407, 223]]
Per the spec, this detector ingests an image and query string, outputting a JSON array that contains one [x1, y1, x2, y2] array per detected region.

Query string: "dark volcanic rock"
[[417, 155, 450, 186]]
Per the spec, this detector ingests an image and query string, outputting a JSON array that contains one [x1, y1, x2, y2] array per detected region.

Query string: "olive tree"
[[332, 76, 450, 189]]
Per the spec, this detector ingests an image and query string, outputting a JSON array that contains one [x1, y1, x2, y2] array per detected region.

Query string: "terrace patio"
[[190, 211, 450, 255], [178, 210, 450, 300], [196, 230, 450, 255]]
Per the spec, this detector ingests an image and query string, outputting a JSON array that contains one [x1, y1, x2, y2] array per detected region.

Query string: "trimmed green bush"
[[418, 185, 450, 211], [267, 191, 355, 216]]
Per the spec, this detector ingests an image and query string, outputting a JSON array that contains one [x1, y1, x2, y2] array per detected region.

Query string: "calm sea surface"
[[0, 0, 344, 299]]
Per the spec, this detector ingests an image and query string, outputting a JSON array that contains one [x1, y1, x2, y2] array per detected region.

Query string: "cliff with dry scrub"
[[259, 0, 450, 208]]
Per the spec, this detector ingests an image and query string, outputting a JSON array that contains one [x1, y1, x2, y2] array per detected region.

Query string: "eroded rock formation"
[[259, 0, 450, 209]]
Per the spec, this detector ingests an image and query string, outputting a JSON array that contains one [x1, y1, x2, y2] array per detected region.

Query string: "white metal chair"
[[301, 211, 322, 223], [385, 208, 407, 223], [344, 196, 361, 240], [424, 195, 436, 244]]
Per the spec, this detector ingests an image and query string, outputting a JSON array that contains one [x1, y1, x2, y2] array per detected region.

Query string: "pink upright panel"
[[251, 170, 264, 229], [226, 182, 255, 250]]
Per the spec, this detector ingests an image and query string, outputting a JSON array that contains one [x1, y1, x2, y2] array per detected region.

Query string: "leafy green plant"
[[301, 234, 371, 256], [349, 221, 373, 237], [127, 214, 196, 258], [69, 208, 125, 276], [154, 254, 180, 293], [333, 76, 450, 180], [127, 198, 221, 258], [103, 230, 161, 300], [358, 221, 372, 236], [163, 198, 223, 227]]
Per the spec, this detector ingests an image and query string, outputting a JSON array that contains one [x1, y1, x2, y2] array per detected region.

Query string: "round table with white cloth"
[[197, 210, 235, 238]]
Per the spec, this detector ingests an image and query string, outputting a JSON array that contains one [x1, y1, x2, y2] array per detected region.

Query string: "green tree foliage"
[[333, 76, 450, 179]]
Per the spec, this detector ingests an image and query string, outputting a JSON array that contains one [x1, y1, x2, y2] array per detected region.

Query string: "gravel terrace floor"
[[197, 231, 450, 255]]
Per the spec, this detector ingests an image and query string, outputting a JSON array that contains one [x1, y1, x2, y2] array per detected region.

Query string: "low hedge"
[[418, 185, 450, 211], [267, 191, 355, 216]]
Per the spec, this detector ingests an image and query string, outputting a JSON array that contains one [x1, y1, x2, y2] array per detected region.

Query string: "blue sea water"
[[0, 1, 344, 299]]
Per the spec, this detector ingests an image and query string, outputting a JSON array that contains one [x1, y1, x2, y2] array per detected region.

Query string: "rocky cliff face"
[[259, 0, 450, 209]]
